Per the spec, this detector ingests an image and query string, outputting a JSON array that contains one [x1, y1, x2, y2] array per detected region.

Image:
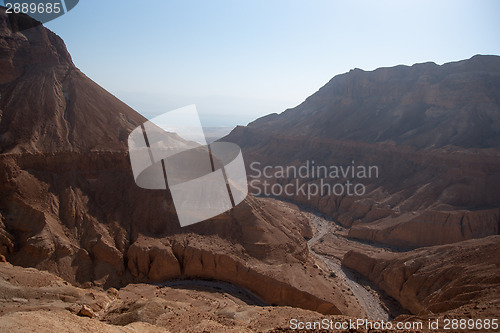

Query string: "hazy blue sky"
[[4, 0, 500, 126]]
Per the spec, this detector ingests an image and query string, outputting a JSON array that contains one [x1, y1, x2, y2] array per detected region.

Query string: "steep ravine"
[[304, 210, 391, 320]]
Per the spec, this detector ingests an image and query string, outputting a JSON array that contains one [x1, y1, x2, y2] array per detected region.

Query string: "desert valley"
[[0, 7, 499, 333]]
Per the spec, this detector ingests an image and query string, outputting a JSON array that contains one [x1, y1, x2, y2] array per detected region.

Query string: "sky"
[[3, 0, 500, 127]]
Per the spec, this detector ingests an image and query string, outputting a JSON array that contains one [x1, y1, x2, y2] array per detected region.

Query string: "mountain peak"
[[0, 7, 74, 84], [246, 55, 500, 149], [0, 9, 144, 153]]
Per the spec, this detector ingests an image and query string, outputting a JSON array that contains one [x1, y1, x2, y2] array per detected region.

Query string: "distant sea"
[[203, 127, 235, 143]]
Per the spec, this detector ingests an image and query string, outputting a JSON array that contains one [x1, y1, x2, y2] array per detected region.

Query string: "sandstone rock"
[[342, 235, 500, 315], [124, 224, 360, 316], [106, 287, 119, 298], [348, 209, 500, 248], [0, 251, 362, 332], [77, 304, 95, 318], [127, 237, 181, 281], [81, 282, 93, 289], [0, 216, 14, 257]]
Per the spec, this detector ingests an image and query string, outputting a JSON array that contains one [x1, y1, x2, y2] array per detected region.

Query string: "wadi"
[[0, 6, 499, 333]]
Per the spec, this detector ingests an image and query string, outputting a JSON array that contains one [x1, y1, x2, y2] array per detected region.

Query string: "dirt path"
[[305, 212, 390, 321]]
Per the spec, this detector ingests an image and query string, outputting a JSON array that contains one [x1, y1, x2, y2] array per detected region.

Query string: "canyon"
[[1, 6, 499, 332], [225, 54, 500, 249], [0, 7, 362, 328], [222, 53, 500, 328]]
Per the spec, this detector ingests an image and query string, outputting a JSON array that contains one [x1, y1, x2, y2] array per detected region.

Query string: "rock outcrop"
[[348, 209, 500, 248], [342, 235, 500, 315], [0, 260, 366, 332]]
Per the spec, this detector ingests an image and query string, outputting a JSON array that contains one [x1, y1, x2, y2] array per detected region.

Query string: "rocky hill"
[[0, 10, 144, 153], [342, 235, 500, 316], [247, 55, 500, 148], [225, 55, 500, 248], [0, 8, 363, 317]]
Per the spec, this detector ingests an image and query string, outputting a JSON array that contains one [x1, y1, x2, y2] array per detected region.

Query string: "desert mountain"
[[0, 9, 144, 153], [226, 55, 500, 248], [247, 55, 500, 148], [0, 7, 364, 319]]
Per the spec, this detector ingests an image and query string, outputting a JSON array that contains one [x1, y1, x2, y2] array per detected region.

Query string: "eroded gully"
[[304, 211, 391, 321]]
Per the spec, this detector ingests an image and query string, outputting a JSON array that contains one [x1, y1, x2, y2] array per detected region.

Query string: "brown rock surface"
[[0, 261, 162, 332], [0, 259, 496, 332], [0, 149, 359, 314], [348, 209, 500, 248], [0, 8, 144, 153], [77, 305, 95, 318], [342, 235, 500, 316], [0, 260, 354, 332], [123, 199, 362, 316], [242, 56, 500, 148]]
